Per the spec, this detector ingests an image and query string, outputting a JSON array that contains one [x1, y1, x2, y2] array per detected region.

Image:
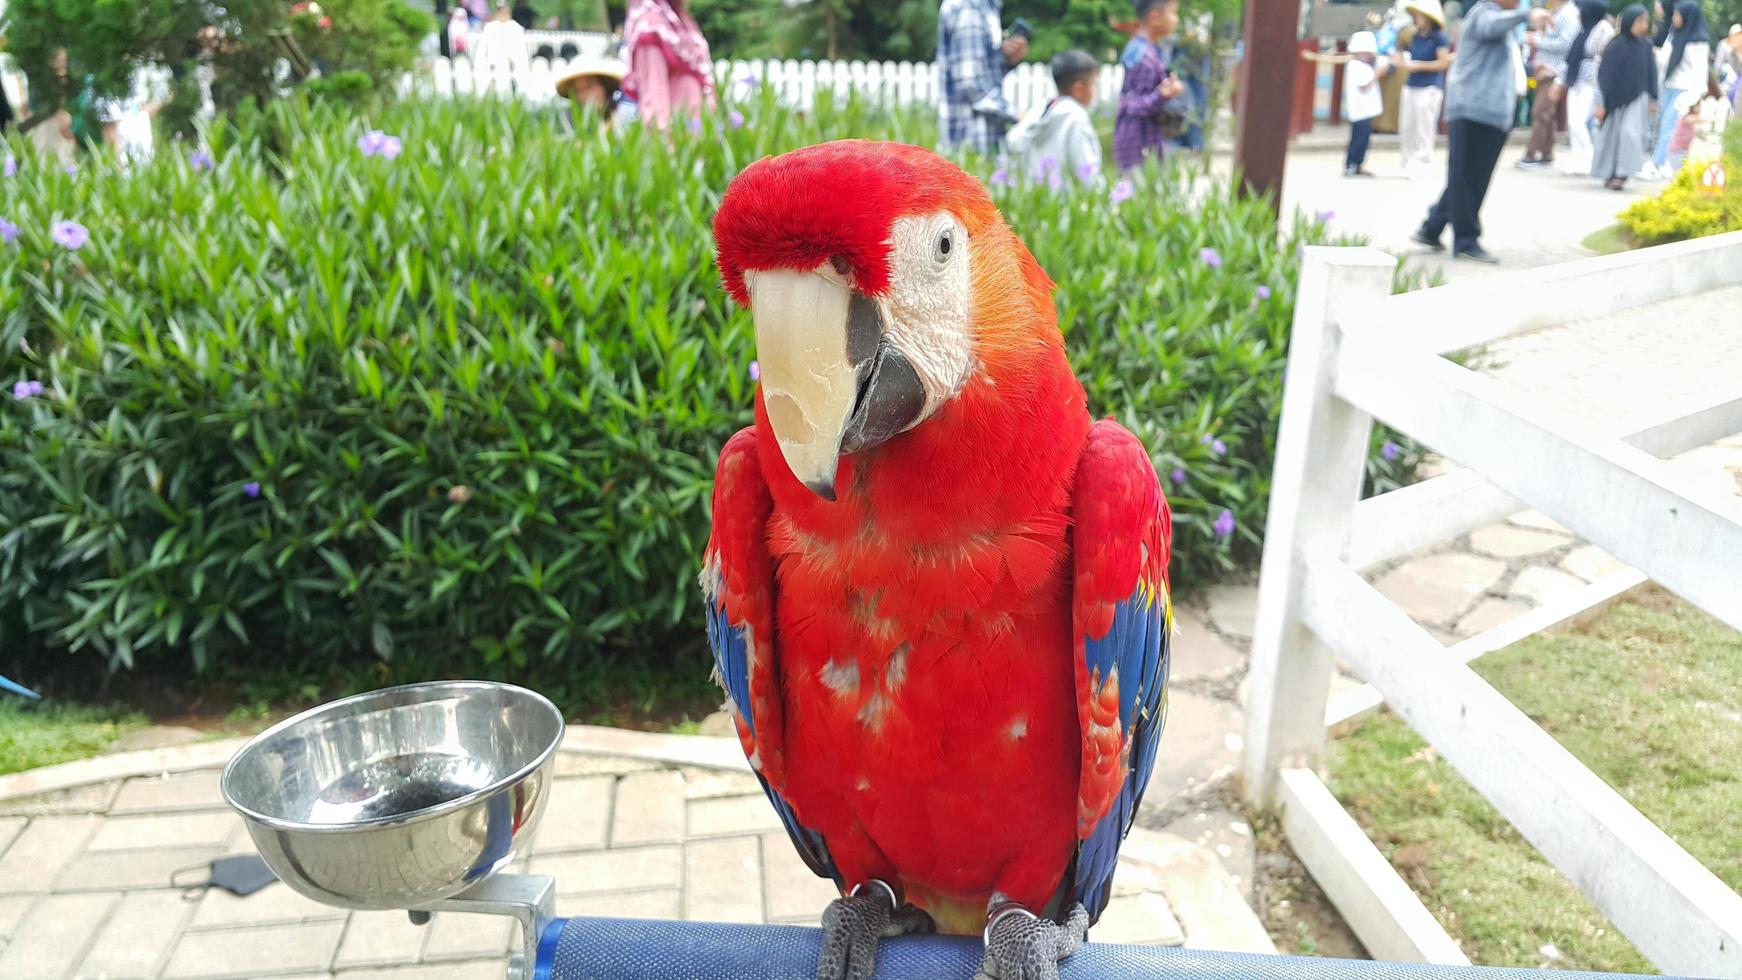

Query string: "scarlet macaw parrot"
[[703, 141, 1171, 980]]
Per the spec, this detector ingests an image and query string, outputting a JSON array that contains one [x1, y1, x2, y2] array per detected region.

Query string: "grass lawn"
[[1327, 592, 1742, 973], [1580, 222, 1637, 256], [0, 700, 148, 777]]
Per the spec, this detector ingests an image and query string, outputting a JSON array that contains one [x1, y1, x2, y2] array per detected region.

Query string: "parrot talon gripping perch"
[[975, 902, 1090, 980], [815, 880, 933, 980]]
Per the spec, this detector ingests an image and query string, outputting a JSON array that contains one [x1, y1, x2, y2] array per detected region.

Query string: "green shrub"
[[1, 0, 425, 123], [302, 70, 378, 104], [1, 92, 1418, 696], [291, 0, 433, 92], [1617, 142, 1740, 245]]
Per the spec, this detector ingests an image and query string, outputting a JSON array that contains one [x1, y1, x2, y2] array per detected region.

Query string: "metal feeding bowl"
[[222, 681, 564, 911]]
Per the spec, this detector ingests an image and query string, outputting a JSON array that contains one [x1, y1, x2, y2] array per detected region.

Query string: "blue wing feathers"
[[1074, 588, 1172, 921], [704, 583, 841, 887], [704, 596, 756, 737]]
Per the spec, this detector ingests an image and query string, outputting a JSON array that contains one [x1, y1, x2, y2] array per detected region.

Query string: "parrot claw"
[[815, 880, 932, 980], [973, 902, 1089, 980]]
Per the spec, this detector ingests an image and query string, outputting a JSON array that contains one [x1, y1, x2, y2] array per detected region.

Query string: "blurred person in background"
[[20, 47, 77, 167], [1398, 0, 1452, 175], [1517, 0, 1580, 169], [1007, 49, 1104, 188], [1645, 0, 1709, 178], [1116, 0, 1190, 170], [937, 0, 1028, 155], [472, 3, 530, 75], [1341, 31, 1393, 177], [622, 0, 713, 130], [1558, 0, 1616, 175], [1412, 0, 1547, 263], [1592, 4, 1658, 190], [556, 56, 636, 136]]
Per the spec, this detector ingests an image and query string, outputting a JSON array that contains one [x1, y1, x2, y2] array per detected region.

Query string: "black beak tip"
[[804, 478, 838, 502]]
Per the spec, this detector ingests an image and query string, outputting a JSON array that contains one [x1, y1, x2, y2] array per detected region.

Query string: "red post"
[[1293, 42, 1317, 137], [1235, 0, 1301, 207], [1329, 39, 1347, 125]]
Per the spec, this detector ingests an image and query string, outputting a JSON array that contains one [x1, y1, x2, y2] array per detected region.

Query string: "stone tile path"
[[0, 734, 1276, 980]]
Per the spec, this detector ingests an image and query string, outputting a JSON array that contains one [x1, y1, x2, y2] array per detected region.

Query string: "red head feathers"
[[714, 140, 1003, 304]]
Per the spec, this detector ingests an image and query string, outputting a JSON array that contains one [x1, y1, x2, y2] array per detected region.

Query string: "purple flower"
[[728, 108, 745, 129], [1170, 468, 1187, 485], [1315, 208, 1335, 223], [359, 130, 402, 159], [688, 115, 703, 134], [1212, 439, 1226, 456], [51, 220, 88, 250], [990, 167, 1012, 187], [1110, 179, 1134, 205], [12, 380, 44, 401], [1075, 161, 1097, 181], [3, 154, 14, 178], [748, 360, 761, 382], [1200, 247, 1222, 269], [1256, 285, 1272, 300], [1199, 434, 1213, 445], [62, 164, 76, 175], [1213, 509, 1236, 538], [242, 481, 262, 498], [1381, 440, 1402, 461], [1047, 170, 1062, 192], [738, 72, 760, 89], [190, 147, 215, 171], [0, 218, 18, 245], [1038, 155, 1058, 175]]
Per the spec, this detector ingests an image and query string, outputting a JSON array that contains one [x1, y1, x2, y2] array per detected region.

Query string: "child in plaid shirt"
[[1115, 0, 1191, 170]]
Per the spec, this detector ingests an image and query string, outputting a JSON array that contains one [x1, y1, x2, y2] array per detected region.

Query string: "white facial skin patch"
[[879, 212, 976, 417]]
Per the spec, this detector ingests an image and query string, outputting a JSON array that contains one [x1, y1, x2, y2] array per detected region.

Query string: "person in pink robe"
[[621, 0, 715, 130]]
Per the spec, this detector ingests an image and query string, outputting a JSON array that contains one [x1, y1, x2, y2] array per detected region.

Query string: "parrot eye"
[[932, 228, 954, 266]]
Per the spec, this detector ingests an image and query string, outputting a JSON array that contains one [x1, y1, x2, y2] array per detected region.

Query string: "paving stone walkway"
[[0, 730, 1279, 980]]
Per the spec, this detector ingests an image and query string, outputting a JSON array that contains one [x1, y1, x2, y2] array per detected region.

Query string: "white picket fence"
[[1243, 235, 1742, 976], [3, 54, 1123, 121], [415, 55, 1125, 117]]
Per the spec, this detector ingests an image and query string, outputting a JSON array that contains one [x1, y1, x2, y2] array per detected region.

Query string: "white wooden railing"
[[1242, 236, 1742, 976], [415, 55, 1125, 117]]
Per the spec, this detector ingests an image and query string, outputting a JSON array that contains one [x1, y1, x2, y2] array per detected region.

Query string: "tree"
[[1, 0, 429, 121], [1005, 0, 1131, 63], [293, 0, 434, 89], [529, 0, 612, 30], [690, 0, 934, 62]]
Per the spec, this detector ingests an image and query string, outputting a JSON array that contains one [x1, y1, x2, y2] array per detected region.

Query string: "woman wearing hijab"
[[621, 0, 714, 131], [1647, 0, 1710, 176], [1559, 0, 1616, 174], [1593, 5, 1659, 189]]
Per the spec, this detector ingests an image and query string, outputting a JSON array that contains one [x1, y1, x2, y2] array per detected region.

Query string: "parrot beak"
[[747, 266, 926, 502]]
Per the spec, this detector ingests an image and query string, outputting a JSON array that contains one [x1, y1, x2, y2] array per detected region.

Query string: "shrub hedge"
[[1617, 122, 1740, 245], [0, 92, 1417, 695]]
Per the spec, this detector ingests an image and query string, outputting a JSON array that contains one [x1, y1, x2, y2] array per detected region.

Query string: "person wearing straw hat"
[[1398, 0, 1452, 173], [556, 55, 636, 136]]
